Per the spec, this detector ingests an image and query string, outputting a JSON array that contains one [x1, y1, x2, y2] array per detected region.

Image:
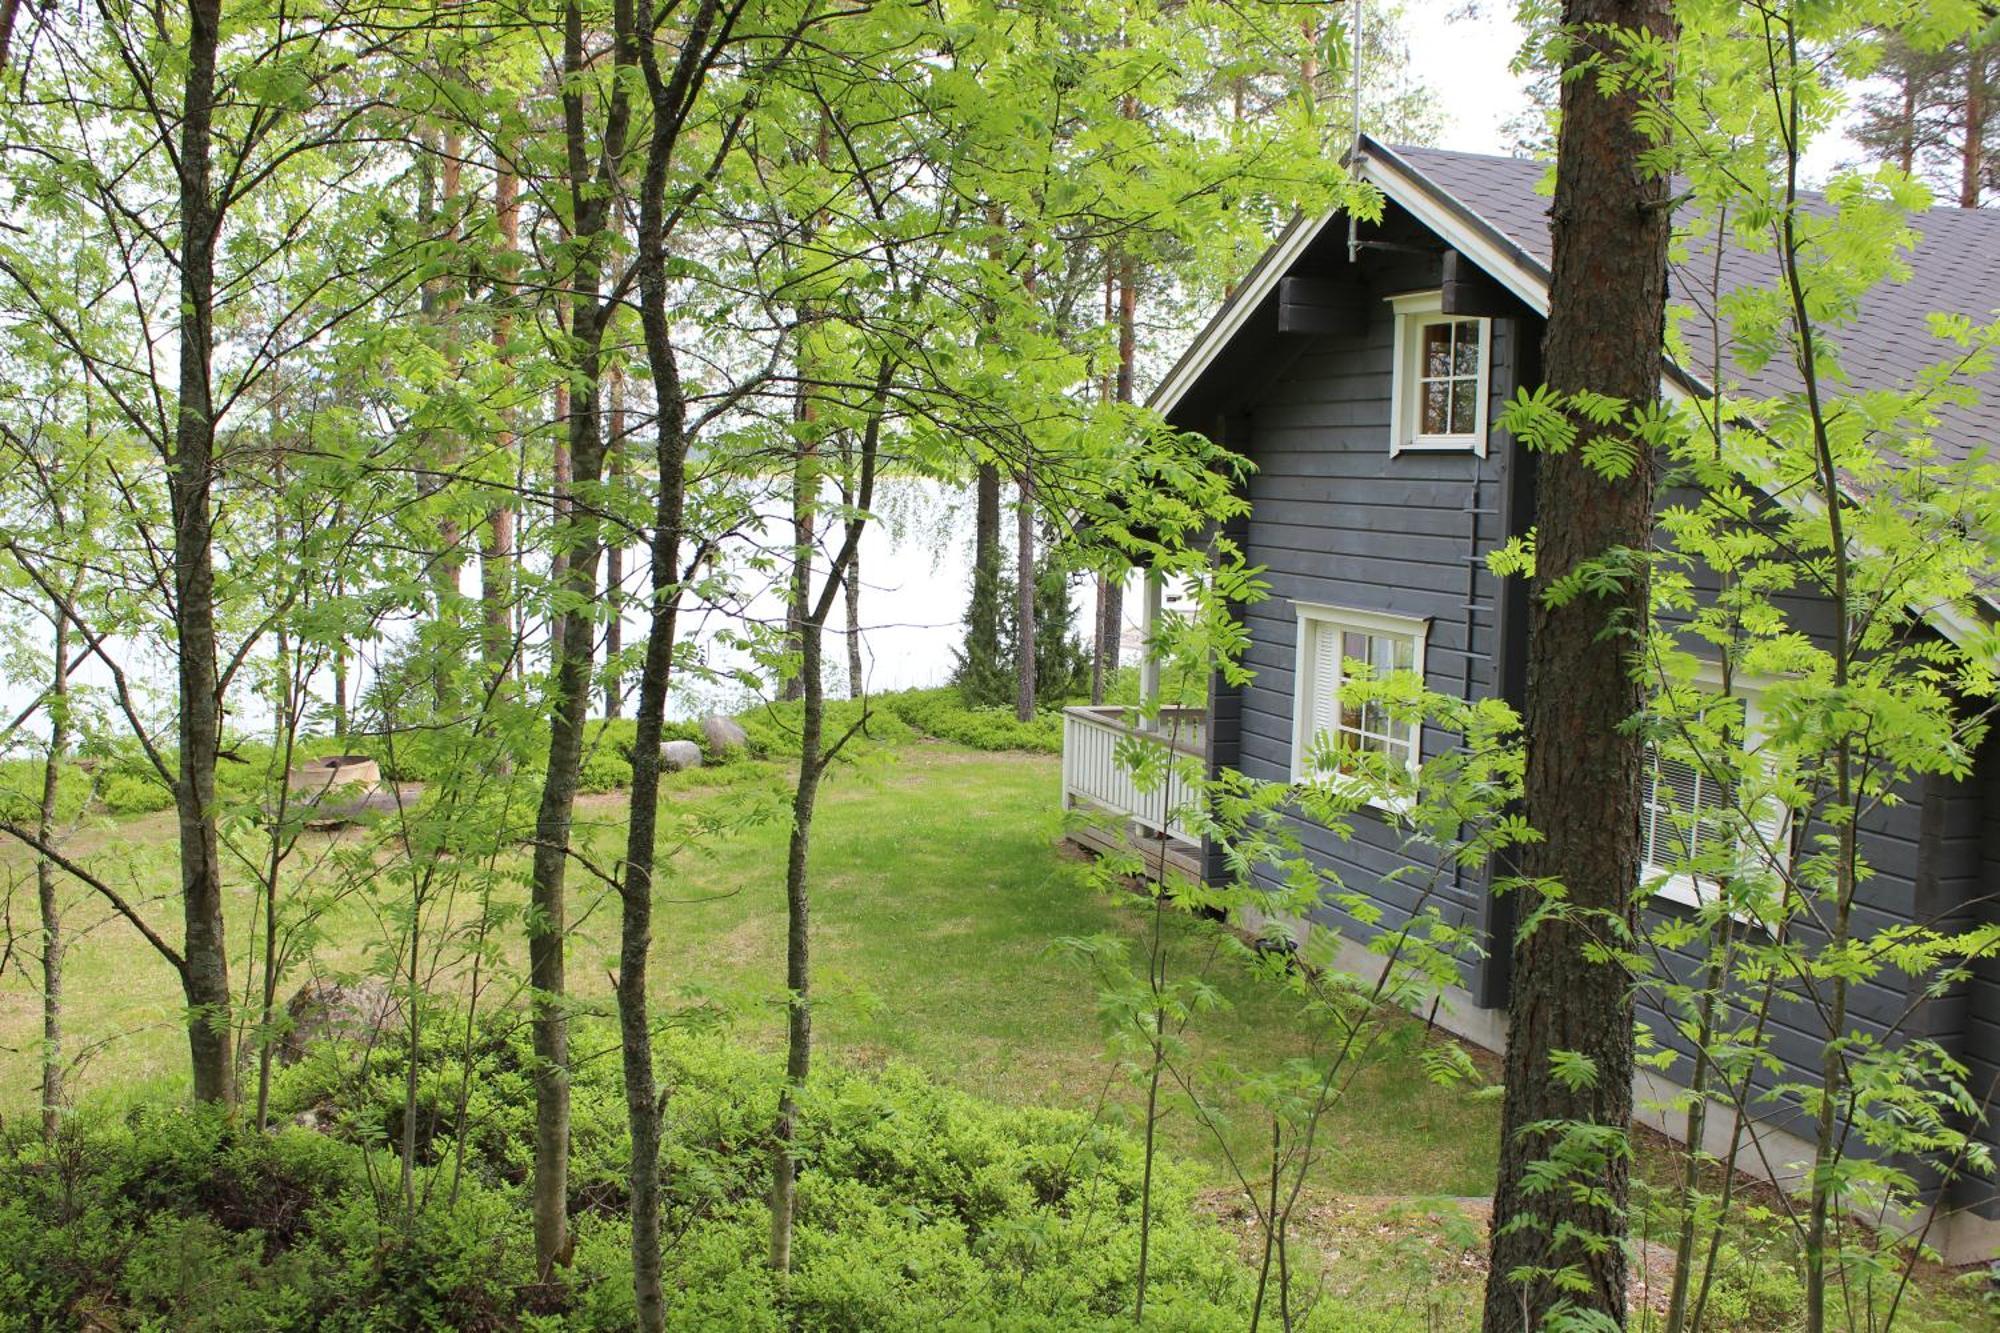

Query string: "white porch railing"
[[1059, 705, 1206, 843]]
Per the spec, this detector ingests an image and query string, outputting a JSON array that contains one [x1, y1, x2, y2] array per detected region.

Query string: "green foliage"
[[0, 1021, 1267, 1331], [883, 687, 1064, 752]]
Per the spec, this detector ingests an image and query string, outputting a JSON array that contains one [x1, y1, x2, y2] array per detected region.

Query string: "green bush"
[[98, 770, 175, 815], [0, 1019, 1261, 1331], [883, 687, 1063, 753]]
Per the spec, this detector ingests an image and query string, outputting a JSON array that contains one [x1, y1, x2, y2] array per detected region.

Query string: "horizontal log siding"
[[1225, 252, 1516, 999]]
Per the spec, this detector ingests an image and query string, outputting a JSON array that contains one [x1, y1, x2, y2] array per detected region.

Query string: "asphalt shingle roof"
[[1386, 143, 2000, 462]]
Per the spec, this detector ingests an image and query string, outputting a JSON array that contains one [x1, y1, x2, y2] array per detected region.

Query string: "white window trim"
[[1289, 602, 1430, 811], [1387, 290, 1490, 457], [1644, 663, 1788, 917]]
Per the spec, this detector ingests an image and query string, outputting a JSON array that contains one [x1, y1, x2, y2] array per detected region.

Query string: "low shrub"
[[0, 1018, 1260, 1331], [883, 687, 1063, 753]]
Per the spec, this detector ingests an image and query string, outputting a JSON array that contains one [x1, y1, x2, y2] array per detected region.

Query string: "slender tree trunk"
[[1963, 43, 1987, 209], [482, 161, 520, 681], [1014, 464, 1036, 722], [0, 0, 22, 82], [1093, 253, 1137, 702], [768, 622, 823, 1275], [770, 361, 889, 1276], [783, 382, 816, 702], [1663, 916, 1734, 1333], [171, 0, 235, 1108], [36, 597, 69, 1143], [1480, 2, 1675, 1328], [605, 366, 625, 717], [433, 133, 467, 619], [550, 380, 573, 659], [617, 0, 734, 1307], [528, 0, 636, 1278], [844, 538, 862, 697]]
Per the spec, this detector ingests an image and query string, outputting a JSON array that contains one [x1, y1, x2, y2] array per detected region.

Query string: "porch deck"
[[1058, 704, 1206, 883]]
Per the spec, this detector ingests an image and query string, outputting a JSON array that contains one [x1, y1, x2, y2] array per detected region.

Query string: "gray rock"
[[278, 979, 402, 1066], [661, 739, 703, 771], [700, 713, 749, 755]]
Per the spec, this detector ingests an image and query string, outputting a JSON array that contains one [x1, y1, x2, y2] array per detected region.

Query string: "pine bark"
[[1963, 42, 1988, 209], [1480, 1, 1675, 1328], [172, 0, 235, 1108]]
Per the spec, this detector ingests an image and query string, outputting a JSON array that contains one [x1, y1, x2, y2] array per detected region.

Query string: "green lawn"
[[5, 739, 1995, 1330], [0, 740, 1499, 1201]]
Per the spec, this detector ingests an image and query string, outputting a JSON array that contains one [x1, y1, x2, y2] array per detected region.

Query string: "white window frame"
[[1289, 603, 1429, 806], [1643, 664, 1788, 914], [1387, 290, 1491, 457]]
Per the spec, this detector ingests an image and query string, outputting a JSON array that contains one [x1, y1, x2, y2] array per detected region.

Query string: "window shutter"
[[1309, 621, 1341, 760]]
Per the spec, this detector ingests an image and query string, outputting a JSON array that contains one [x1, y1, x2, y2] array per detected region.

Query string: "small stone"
[[699, 713, 749, 754], [662, 739, 703, 771]]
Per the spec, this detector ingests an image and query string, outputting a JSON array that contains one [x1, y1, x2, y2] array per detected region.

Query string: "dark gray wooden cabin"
[[1060, 137, 2000, 1264]]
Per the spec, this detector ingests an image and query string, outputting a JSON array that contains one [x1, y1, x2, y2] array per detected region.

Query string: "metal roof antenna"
[[1346, 0, 1365, 264]]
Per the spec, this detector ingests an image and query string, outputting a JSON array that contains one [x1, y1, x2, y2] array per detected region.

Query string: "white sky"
[[1407, 2, 1535, 156], [1401, 1, 1858, 180]]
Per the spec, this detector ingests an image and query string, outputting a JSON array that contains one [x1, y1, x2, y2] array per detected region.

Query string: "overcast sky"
[[1406, 3, 1535, 156], [1399, 1, 1857, 179]]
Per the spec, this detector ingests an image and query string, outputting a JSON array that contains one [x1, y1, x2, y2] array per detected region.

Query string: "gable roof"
[[1155, 134, 2000, 464]]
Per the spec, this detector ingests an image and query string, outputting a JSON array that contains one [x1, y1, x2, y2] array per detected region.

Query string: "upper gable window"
[[1388, 291, 1490, 456]]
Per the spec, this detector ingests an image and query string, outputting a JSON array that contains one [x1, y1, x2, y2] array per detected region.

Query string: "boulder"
[[277, 979, 402, 1066], [287, 754, 380, 795], [700, 713, 749, 755], [661, 739, 703, 772]]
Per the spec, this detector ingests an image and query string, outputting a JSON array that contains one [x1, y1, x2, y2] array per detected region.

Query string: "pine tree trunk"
[[1014, 465, 1036, 722], [37, 596, 68, 1142], [172, 0, 235, 1108], [1480, 2, 1675, 1328], [1963, 43, 1987, 209]]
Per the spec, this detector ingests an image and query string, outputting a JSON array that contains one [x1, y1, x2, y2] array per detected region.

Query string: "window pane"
[[1422, 382, 1449, 434], [1343, 631, 1368, 664], [1368, 632, 1400, 676], [1423, 323, 1452, 376], [1391, 637, 1415, 672], [1451, 379, 1479, 434], [1453, 322, 1482, 375]]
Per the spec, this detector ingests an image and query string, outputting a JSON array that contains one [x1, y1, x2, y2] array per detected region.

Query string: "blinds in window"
[[1639, 747, 1781, 873]]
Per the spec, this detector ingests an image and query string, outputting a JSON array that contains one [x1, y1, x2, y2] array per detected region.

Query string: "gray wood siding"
[[1222, 252, 1519, 1000], [1182, 213, 1996, 1220]]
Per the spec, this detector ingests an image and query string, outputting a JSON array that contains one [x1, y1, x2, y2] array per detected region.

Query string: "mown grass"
[[3, 739, 1993, 1330], [0, 741, 1498, 1201]]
